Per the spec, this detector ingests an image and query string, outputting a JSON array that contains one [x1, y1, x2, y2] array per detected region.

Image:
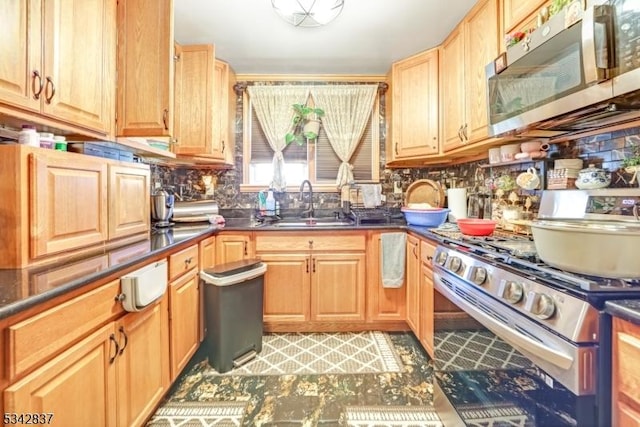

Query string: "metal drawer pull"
[[118, 326, 129, 355], [32, 70, 44, 99], [162, 108, 169, 130], [44, 77, 55, 104], [109, 333, 119, 364]]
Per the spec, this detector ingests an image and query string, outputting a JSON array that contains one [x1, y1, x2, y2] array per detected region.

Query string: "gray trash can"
[[200, 259, 267, 373]]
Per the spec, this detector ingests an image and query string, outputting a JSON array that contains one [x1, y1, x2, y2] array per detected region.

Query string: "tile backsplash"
[[150, 78, 640, 216]]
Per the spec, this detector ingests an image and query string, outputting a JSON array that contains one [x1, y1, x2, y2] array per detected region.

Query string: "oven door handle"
[[582, 4, 613, 84], [435, 279, 574, 370]]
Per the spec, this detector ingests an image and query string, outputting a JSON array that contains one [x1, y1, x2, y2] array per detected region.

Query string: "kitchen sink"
[[274, 218, 355, 227]]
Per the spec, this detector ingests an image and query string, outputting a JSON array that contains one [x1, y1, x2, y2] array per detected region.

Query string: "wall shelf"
[[478, 157, 549, 168]]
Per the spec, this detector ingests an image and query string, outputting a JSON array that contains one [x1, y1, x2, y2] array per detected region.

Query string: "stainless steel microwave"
[[486, 0, 640, 139]]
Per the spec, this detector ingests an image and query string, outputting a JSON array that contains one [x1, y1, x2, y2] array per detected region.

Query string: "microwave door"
[[611, 0, 640, 96]]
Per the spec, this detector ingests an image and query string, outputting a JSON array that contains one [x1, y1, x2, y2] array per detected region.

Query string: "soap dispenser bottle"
[[266, 190, 276, 216]]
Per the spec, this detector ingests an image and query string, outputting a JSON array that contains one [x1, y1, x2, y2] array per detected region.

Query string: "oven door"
[[433, 266, 597, 396]]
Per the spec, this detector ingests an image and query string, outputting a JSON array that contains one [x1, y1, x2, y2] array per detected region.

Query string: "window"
[[243, 93, 380, 191]]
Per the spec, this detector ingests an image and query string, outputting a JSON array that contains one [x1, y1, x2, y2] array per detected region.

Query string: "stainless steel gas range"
[[429, 189, 640, 427]]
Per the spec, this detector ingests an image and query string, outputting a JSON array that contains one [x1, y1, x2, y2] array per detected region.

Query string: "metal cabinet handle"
[[413, 244, 418, 258], [162, 108, 169, 130], [306, 258, 309, 273], [394, 142, 398, 155], [185, 257, 193, 268], [244, 241, 248, 256], [312, 258, 316, 273], [426, 255, 433, 261], [32, 70, 44, 99], [44, 76, 55, 104], [118, 326, 129, 355], [222, 140, 225, 153], [457, 125, 463, 142], [109, 333, 119, 364], [462, 123, 468, 141]]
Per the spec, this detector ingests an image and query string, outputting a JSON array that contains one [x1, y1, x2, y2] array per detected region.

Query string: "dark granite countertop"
[[605, 300, 640, 325], [0, 224, 217, 320], [0, 217, 435, 322]]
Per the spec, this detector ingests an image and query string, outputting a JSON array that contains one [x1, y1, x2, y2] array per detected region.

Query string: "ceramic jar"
[[575, 164, 611, 189]]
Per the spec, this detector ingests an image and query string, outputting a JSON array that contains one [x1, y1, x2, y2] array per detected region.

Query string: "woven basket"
[[405, 179, 445, 208]]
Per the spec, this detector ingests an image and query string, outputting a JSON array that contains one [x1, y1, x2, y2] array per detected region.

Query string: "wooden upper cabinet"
[[174, 44, 216, 156], [0, 0, 42, 112], [117, 0, 174, 137], [387, 48, 439, 160], [0, 0, 115, 136], [214, 59, 237, 165], [503, 0, 549, 35], [29, 152, 108, 258], [441, 0, 499, 152], [107, 164, 150, 240]]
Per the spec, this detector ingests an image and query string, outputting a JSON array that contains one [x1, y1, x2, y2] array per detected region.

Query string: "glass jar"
[[18, 125, 39, 147]]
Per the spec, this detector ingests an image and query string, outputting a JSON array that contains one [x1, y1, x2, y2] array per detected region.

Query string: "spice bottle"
[[18, 125, 39, 147]]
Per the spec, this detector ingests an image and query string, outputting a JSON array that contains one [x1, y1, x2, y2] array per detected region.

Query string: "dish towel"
[[380, 232, 407, 288], [361, 184, 382, 208]]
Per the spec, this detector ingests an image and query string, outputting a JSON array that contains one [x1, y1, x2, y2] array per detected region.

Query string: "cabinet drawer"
[[169, 244, 199, 281], [8, 279, 123, 381], [255, 233, 365, 252], [420, 239, 437, 266]]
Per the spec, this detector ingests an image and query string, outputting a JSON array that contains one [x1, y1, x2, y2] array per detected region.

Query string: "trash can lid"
[[203, 258, 263, 277]]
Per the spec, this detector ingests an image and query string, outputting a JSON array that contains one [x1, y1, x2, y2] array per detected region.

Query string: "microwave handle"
[[582, 4, 614, 84]]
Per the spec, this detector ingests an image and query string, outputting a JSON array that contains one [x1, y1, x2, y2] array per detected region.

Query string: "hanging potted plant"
[[285, 103, 325, 145]]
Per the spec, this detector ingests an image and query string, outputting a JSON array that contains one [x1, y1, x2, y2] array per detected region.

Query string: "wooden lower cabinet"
[[260, 253, 311, 323], [419, 265, 435, 358], [4, 323, 117, 427], [613, 317, 640, 426], [116, 299, 170, 427], [311, 253, 366, 322], [4, 297, 169, 427], [169, 270, 200, 380], [255, 232, 367, 330], [216, 233, 253, 264], [405, 234, 421, 335], [366, 232, 406, 322]]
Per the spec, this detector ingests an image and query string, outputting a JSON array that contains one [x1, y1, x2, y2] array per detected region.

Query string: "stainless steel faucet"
[[299, 180, 314, 218]]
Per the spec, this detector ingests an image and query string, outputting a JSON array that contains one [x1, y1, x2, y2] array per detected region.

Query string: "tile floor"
[[160, 332, 435, 426]]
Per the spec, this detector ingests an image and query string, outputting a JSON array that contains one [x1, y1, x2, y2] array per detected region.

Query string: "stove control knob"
[[448, 257, 464, 274], [499, 280, 523, 303], [435, 251, 448, 266], [470, 267, 487, 286], [526, 292, 556, 319]]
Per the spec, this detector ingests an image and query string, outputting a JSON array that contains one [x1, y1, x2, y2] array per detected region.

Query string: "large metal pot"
[[530, 219, 640, 278]]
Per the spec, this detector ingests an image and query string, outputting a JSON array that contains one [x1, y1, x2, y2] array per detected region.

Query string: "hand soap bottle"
[[265, 190, 276, 216]]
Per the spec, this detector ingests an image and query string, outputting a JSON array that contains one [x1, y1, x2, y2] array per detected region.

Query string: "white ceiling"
[[174, 0, 478, 75]]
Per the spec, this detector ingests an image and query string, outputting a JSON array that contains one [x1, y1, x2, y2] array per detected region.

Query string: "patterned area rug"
[[435, 330, 534, 371], [213, 331, 403, 375], [344, 406, 443, 427], [146, 402, 246, 427]]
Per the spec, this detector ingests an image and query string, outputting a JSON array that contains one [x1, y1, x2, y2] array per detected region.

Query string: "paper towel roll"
[[447, 188, 467, 222]]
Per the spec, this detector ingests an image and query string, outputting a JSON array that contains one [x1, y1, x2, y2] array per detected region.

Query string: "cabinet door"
[[42, 0, 115, 134], [420, 264, 435, 358], [174, 44, 220, 157], [405, 235, 420, 335], [117, 298, 170, 427], [613, 317, 640, 427], [464, 0, 499, 144], [216, 234, 252, 264], [440, 25, 466, 152], [390, 48, 439, 159], [4, 323, 117, 427], [214, 60, 236, 164], [29, 152, 108, 258], [503, 0, 548, 35], [116, 0, 174, 137], [366, 233, 406, 322], [169, 271, 200, 379], [311, 253, 366, 322], [107, 164, 150, 240], [0, 0, 41, 112], [259, 253, 311, 323]]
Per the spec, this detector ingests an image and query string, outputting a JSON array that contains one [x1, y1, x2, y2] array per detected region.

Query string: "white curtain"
[[247, 85, 310, 190], [310, 85, 377, 188]]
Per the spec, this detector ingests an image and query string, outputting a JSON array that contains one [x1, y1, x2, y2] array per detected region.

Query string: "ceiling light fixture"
[[271, 0, 344, 27]]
